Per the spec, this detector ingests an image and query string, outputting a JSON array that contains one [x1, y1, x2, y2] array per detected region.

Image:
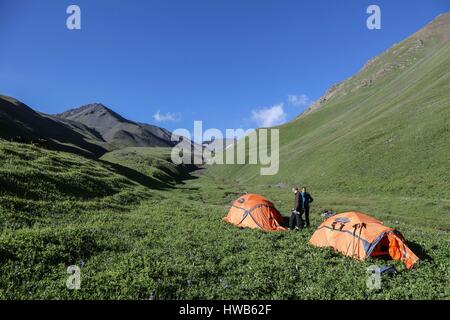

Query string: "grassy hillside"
[[100, 147, 196, 185], [0, 141, 164, 230], [210, 13, 450, 200]]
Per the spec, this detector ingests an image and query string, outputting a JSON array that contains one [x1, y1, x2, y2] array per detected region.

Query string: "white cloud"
[[288, 94, 309, 106], [251, 103, 287, 128], [153, 110, 180, 122]]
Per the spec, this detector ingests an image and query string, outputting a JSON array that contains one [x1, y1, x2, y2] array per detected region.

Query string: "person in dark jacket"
[[289, 187, 302, 230], [299, 187, 314, 227]]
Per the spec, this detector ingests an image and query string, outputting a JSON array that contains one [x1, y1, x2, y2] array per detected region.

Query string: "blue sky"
[[0, 0, 448, 133]]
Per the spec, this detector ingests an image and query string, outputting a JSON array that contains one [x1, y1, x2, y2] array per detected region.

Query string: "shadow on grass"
[[99, 160, 199, 191], [405, 240, 433, 262], [280, 214, 306, 230], [158, 164, 200, 185], [281, 216, 290, 229], [279, 212, 311, 230]]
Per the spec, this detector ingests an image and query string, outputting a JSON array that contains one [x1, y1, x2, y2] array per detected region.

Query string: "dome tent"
[[224, 194, 286, 231], [309, 211, 419, 269]]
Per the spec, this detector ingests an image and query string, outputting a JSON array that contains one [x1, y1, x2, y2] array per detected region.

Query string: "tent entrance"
[[369, 235, 391, 258]]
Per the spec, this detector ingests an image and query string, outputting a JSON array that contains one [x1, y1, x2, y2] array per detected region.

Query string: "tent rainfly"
[[309, 211, 419, 269], [224, 194, 286, 232]]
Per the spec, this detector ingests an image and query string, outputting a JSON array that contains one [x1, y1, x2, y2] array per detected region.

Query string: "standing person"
[[289, 187, 302, 230], [300, 187, 314, 228]]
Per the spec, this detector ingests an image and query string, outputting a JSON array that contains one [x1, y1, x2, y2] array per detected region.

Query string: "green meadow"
[[0, 141, 448, 299]]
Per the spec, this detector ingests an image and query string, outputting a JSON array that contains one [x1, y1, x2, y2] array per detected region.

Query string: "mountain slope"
[[0, 95, 108, 157], [56, 104, 175, 149], [210, 13, 450, 199], [101, 147, 197, 185], [0, 96, 202, 159]]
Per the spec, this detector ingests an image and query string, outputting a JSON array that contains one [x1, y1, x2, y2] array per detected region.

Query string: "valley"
[[0, 12, 449, 300], [0, 141, 448, 299]]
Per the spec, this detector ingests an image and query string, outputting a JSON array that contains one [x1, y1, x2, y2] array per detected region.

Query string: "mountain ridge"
[[298, 12, 450, 119], [0, 96, 179, 157], [54, 103, 175, 149], [0, 95, 108, 157]]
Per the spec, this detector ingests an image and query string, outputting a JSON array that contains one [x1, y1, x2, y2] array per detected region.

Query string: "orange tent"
[[224, 194, 286, 231], [309, 211, 419, 269]]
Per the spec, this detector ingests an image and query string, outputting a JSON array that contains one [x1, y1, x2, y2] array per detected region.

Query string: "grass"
[[100, 147, 195, 186], [0, 141, 449, 299]]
